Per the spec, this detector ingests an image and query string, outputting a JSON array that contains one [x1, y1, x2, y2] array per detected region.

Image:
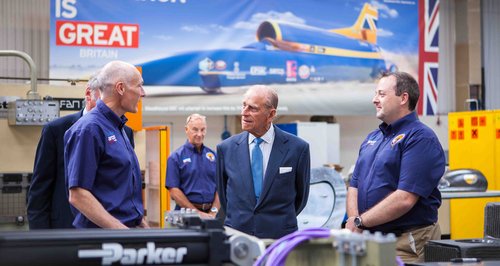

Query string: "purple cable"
[[272, 230, 334, 265], [396, 256, 404, 266], [254, 228, 331, 266]]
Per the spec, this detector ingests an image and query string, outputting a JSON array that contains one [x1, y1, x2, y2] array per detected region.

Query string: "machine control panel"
[[8, 100, 60, 126]]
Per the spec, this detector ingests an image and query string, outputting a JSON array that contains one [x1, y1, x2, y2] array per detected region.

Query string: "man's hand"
[[198, 211, 214, 219], [138, 217, 150, 228]]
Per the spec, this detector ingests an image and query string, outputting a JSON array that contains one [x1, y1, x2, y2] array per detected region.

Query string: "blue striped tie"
[[251, 137, 264, 201]]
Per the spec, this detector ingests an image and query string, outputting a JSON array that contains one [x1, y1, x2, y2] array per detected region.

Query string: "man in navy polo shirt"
[[166, 114, 219, 219], [346, 72, 445, 263], [64, 60, 147, 229]]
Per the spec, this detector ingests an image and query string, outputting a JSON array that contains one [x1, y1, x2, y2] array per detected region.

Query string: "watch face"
[[210, 207, 218, 213], [354, 217, 362, 227]]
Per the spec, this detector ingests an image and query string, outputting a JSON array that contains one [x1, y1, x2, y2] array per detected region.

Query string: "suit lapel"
[[235, 132, 257, 207], [257, 126, 289, 207]]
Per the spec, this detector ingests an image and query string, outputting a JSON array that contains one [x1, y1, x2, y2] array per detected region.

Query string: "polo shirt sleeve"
[[166, 154, 181, 189], [64, 126, 102, 190], [350, 135, 372, 188], [398, 134, 445, 198]]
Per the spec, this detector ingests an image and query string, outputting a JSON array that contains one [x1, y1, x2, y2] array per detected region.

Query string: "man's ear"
[[116, 82, 125, 96], [84, 87, 92, 101], [400, 92, 409, 107], [269, 108, 277, 120]]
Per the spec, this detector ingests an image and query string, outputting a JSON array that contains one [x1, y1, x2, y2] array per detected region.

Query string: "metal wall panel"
[[482, 0, 500, 109], [0, 0, 50, 84], [438, 0, 456, 114]]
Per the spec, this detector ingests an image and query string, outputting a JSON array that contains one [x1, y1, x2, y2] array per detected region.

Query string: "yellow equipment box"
[[448, 110, 500, 239]]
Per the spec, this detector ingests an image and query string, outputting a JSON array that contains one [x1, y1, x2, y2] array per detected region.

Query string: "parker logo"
[[78, 242, 187, 265]]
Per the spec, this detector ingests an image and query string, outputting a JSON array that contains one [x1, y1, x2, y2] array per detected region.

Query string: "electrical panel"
[[0, 172, 31, 225], [8, 99, 59, 126]]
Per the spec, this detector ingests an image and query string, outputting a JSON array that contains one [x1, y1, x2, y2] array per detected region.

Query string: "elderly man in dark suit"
[[216, 85, 310, 239], [27, 72, 134, 229]]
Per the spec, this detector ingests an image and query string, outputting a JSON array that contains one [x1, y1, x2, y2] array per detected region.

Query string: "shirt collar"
[[379, 112, 418, 135], [248, 124, 275, 145], [184, 140, 204, 153], [83, 107, 89, 116], [96, 100, 128, 129]]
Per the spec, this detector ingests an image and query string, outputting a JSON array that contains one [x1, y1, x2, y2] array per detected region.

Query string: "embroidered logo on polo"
[[391, 134, 406, 147], [206, 152, 215, 162], [182, 158, 191, 164], [107, 131, 118, 144]]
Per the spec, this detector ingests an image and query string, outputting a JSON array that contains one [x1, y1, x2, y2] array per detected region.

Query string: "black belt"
[[192, 202, 212, 212], [390, 224, 433, 237]]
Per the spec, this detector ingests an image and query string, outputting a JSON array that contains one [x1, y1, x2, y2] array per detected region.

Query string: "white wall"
[[146, 114, 449, 178]]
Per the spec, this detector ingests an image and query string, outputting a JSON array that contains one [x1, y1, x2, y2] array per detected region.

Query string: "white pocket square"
[[279, 167, 292, 174]]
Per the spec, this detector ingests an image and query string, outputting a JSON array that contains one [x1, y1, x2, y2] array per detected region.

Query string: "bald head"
[[96, 60, 145, 116], [98, 61, 140, 94], [243, 85, 278, 110]]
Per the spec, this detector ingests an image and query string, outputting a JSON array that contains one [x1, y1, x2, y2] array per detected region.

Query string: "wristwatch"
[[353, 216, 364, 229], [210, 207, 218, 214]]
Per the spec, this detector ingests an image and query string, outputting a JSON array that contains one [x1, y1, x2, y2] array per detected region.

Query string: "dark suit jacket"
[[27, 110, 135, 229], [216, 125, 310, 239]]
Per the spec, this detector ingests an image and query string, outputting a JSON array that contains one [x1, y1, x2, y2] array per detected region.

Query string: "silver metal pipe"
[[0, 50, 39, 99]]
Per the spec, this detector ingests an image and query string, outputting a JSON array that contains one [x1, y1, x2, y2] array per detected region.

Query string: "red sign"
[[471, 129, 478, 139], [471, 117, 478, 127], [479, 116, 486, 126], [458, 130, 464, 140], [286, 60, 297, 79], [56, 20, 139, 48], [450, 130, 456, 140]]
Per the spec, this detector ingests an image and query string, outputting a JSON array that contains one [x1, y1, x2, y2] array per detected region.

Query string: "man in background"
[[27, 72, 134, 229], [346, 72, 445, 262], [166, 113, 219, 218], [216, 85, 310, 239], [64, 60, 146, 228]]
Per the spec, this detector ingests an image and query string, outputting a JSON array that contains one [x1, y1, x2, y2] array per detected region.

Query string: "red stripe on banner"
[[419, 0, 439, 115], [428, 3, 440, 33], [427, 72, 437, 101], [425, 52, 438, 62]]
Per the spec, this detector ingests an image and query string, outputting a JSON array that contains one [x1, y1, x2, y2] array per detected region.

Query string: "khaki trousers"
[[396, 223, 441, 263]]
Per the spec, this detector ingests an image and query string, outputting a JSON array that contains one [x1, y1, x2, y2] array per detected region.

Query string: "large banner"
[[50, 0, 429, 115]]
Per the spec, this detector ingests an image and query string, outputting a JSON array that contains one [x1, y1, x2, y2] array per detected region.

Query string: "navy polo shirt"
[[64, 100, 143, 228], [350, 112, 445, 233], [166, 141, 217, 204]]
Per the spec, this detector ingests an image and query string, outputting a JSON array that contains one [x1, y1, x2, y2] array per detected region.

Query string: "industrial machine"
[[7, 98, 59, 126], [1, 213, 397, 266], [425, 203, 500, 262], [0, 50, 60, 126]]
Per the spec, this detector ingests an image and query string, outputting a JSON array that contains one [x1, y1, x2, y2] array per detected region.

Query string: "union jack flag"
[[418, 0, 439, 115]]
